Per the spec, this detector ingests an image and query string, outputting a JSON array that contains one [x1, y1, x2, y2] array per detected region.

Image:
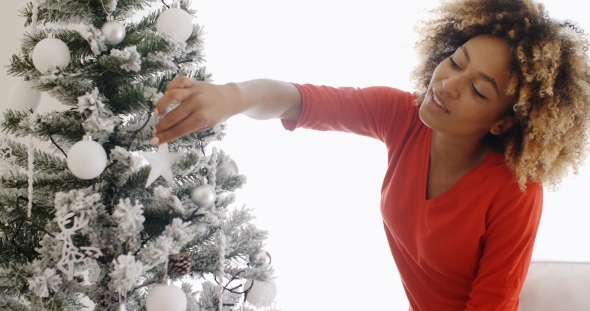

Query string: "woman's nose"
[[442, 78, 460, 99]]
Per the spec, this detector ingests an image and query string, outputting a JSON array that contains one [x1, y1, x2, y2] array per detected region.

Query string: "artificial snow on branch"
[[78, 26, 108, 56], [109, 46, 142, 72], [109, 254, 144, 294], [27, 267, 62, 298], [113, 198, 145, 251]]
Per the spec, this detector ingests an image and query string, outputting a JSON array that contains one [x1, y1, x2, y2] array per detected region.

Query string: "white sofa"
[[519, 261, 590, 310]]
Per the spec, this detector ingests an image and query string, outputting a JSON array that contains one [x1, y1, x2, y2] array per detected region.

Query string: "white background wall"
[[1, 1, 588, 310]]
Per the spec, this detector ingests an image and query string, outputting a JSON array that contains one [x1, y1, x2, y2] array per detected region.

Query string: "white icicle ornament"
[[6, 78, 42, 112], [32, 33, 71, 73], [101, 15, 126, 45], [244, 279, 277, 308], [66, 135, 107, 179], [145, 282, 187, 311], [156, 2, 193, 42]]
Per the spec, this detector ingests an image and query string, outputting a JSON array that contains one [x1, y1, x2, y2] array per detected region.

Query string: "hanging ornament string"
[[43, 123, 67, 157], [98, 0, 115, 14], [99, 0, 109, 14]]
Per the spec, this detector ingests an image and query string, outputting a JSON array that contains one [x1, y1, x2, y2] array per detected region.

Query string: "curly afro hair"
[[411, 0, 590, 190]]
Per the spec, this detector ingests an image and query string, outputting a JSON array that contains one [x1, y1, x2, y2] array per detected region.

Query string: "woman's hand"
[[151, 77, 240, 145], [150, 77, 302, 145]]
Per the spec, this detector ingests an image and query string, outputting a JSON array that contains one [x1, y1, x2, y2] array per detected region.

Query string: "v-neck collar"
[[422, 129, 496, 205]]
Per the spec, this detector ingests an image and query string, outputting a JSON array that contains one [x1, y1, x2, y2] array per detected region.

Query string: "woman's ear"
[[490, 115, 517, 135]]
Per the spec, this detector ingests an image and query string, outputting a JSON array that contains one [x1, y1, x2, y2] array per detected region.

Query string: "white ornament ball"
[[6, 80, 42, 112], [156, 7, 193, 41], [190, 184, 216, 207], [101, 20, 126, 45], [216, 159, 239, 180], [245, 279, 277, 308], [66, 137, 107, 180], [145, 284, 187, 311], [32, 35, 71, 73]]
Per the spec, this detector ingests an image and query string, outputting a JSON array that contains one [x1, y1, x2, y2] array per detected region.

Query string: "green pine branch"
[[167, 127, 227, 151], [0, 262, 31, 297], [183, 66, 213, 82], [0, 225, 45, 264], [1, 109, 86, 148], [0, 191, 55, 225], [20, 0, 138, 28], [114, 117, 155, 152], [6, 52, 37, 79], [39, 76, 97, 107], [20, 1, 97, 27], [124, 9, 161, 39], [1, 169, 93, 195], [108, 87, 149, 114], [2, 139, 68, 175], [115, 166, 154, 200], [0, 295, 30, 311], [134, 31, 181, 56], [184, 24, 206, 56]]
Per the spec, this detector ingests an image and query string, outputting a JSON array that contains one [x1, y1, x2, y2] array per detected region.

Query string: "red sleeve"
[[281, 83, 418, 143], [464, 183, 543, 311]]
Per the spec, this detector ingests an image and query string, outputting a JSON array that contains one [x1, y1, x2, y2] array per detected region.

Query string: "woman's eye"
[[472, 84, 487, 99], [450, 57, 460, 69]]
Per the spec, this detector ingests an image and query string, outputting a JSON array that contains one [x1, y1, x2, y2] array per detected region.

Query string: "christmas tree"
[[0, 0, 278, 310]]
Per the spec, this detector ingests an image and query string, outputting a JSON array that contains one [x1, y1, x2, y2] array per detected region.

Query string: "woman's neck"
[[430, 130, 489, 173], [425, 131, 490, 199]]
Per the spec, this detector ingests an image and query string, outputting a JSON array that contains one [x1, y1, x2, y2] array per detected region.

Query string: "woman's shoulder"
[[479, 151, 543, 200]]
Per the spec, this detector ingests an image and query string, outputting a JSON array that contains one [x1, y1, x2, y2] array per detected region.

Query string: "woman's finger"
[[154, 87, 193, 117], [166, 76, 194, 90], [154, 100, 196, 134], [151, 111, 209, 145]]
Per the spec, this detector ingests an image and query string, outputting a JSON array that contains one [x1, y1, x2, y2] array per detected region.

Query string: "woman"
[[151, 0, 590, 310]]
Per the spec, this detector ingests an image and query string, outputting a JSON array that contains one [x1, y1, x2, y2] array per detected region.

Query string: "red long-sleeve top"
[[282, 84, 543, 311]]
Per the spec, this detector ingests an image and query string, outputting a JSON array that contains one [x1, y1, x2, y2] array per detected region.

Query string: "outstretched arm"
[[151, 77, 302, 145]]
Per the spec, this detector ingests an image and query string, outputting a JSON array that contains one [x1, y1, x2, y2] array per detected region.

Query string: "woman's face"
[[419, 35, 515, 139]]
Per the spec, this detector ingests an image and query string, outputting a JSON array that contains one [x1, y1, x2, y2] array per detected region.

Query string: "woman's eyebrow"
[[479, 72, 499, 95], [460, 46, 471, 62]]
